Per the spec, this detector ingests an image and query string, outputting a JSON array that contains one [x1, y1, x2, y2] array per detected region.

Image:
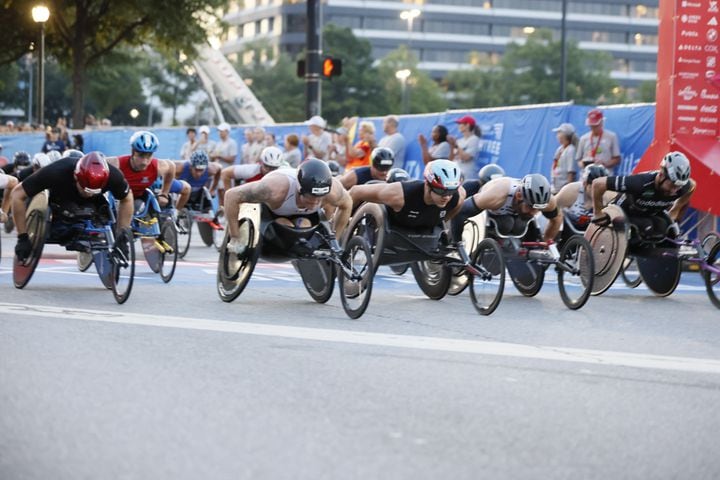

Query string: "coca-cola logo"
[[693, 127, 717, 135], [701, 104, 718, 113], [701, 89, 720, 99], [678, 86, 699, 100]]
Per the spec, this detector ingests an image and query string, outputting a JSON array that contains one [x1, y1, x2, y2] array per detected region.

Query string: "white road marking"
[[1, 302, 720, 375]]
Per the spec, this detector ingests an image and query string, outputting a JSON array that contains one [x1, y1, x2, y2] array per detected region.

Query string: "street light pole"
[[32, 5, 50, 127], [559, 0, 568, 101], [395, 69, 411, 114], [26, 53, 33, 125]]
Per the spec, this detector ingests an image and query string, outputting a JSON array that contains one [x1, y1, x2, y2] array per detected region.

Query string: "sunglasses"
[[430, 186, 456, 197], [82, 186, 103, 195]]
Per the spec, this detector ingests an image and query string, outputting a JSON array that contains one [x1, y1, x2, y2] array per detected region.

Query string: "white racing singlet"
[[488, 179, 520, 216], [269, 168, 322, 217]]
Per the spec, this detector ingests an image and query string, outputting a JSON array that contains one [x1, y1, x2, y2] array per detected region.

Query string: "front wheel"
[[704, 242, 720, 309], [469, 238, 505, 315], [13, 209, 48, 289], [620, 256, 642, 288], [557, 236, 594, 310], [411, 260, 451, 300], [175, 209, 192, 259], [111, 235, 135, 304], [216, 219, 259, 303], [77, 251, 94, 272], [339, 236, 374, 319], [159, 219, 178, 283]]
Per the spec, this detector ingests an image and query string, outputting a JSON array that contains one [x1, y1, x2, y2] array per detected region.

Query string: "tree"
[[638, 80, 657, 103], [443, 55, 506, 110], [0, 0, 225, 128], [376, 46, 447, 114], [144, 49, 200, 126]]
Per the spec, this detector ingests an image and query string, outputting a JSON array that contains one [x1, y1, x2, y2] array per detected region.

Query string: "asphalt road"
[[1, 228, 719, 480]]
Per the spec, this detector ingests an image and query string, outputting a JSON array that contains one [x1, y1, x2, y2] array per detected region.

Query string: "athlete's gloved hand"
[[547, 240, 560, 261], [591, 213, 611, 227], [227, 237, 247, 256], [114, 227, 133, 259], [15, 233, 32, 260], [668, 222, 680, 238]]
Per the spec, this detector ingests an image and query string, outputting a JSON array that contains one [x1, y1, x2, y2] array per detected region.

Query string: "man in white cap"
[[211, 122, 238, 166], [550, 122, 578, 193], [301, 115, 332, 161], [575, 108, 621, 174], [196, 125, 216, 156]]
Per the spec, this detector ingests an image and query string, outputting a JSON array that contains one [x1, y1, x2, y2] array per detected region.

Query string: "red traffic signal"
[[322, 57, 342, 78]]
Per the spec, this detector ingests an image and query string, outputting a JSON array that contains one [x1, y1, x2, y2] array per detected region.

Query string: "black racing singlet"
[[354, 167, 373, 185], [386, 180, 459, 229]]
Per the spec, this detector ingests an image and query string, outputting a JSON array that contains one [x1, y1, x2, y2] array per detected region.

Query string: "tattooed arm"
[[224, 174, 284, 239]]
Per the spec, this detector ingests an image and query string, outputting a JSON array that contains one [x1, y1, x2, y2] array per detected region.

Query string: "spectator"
[[418, 125, 450, 165], [246, 127, 266, 164], [210, 122, 238, 166], [576, 108, 621, 174], [302, 115, 333, 161], [71, 134, 84, 152], [100, 118, 112, 128], [196, 125, 216, 156], [282, 134, 302, 168], [41, 127, 66, 154], [84, 114, 97, 127], [377, 115, 406, 168], [343, 120, 377, 170], [448, 115, 481, 181], [550, 122, 578, 193], [240, 128, 254, 164], [5, 121, 16, 132], [265, 132, 277, 148], [0, 144, 8, 167], [180, 127, 197, 160]]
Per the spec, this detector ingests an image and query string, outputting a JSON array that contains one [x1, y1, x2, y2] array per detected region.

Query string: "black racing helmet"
[[13, 151, 31, 167], [387, 167, 410, 183], [298, 158, 333, 196], [61, 149, 84, 160], [370, 147, 394, 171], [327, 160, 341, 177], [478, 164, 505, 184], [582, 164, 608, 185]]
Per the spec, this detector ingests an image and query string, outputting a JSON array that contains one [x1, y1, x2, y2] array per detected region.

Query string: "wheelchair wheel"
[[339, 235, 375, 319], [296, 259, 336, 304], [469, 238, 505, 315], [507, 259, 545, 297], [110, 235, 135, 304], [197, 221, 214, 247], [702, 232, 719, 254], [141, 237, 162, 274], [636, 250, 681, 297], [77, 251, 94, 272], [557, 235, 594, 310], [620, 256, 642, 288], [13, 208, 48, 289], [345, 202, 385, 272], [411, 260, 451, 300], [159, 219, 178, 283], [704, 242, 720, 309], [389, 264, 409, 275], [216, 218, 259, 303], [447, 268, 469, 296], [175, 209, 192, 259], [213, 213, 225, 251]]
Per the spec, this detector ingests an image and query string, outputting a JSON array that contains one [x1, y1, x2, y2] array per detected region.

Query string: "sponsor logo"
[[678, 71, 700, 79], [679, 44, 702, 51], [681, 14, 702, 23], [678, 56, 702, 64], [681, 29, 699, 37], [709, 56, 718, 67], [678, 86, 699, 100], [711, 1, 719, 13], [310, 186, 330, 195], [708, 70, 718, 78], [706, 44, 719, 53], [678, 115, 697, 121], [709, 17, 719, 26], [681, 0, 701, 7], [677, 126, 691, 134], [701, 89, 720, 99], [677, 104, 698, 111], [700, 117, 719, 123], [693, 127, 717, 135], [701, 104, 718, 113], [709, 28, 719, 42]]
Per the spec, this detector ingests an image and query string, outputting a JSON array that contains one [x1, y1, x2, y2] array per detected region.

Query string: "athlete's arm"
[[554, 182, 581, 209], [172, 161, 186, 178], [469, 178, 511, 212], [339, 170, 358, 190], [10, 184, 30, 234], [326, 178, 352, 238], [116, 191, 134, 229], [444, 187, 467, 221], [208, 162, 222, 195], [224, 176, 281, 239], [541, 195, 563, 243], [221, 166, 236, 193], [157, 159, 175, 205], [348, 182, 405, 211], [591, 176, 610, 215], [668, 179, 696, 221]]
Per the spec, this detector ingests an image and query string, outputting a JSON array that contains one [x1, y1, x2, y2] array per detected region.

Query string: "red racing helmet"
[[74, 151, 110, 194]]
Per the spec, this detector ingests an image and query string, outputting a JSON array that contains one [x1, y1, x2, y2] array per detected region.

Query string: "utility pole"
[[305, 0, 322, 118], [560, 0, 568, 101]]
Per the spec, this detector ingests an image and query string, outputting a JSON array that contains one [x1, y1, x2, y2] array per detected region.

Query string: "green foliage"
[[376, 46, 446, 114], [638, 80, 657, 103], [0, 61, 24, 108]]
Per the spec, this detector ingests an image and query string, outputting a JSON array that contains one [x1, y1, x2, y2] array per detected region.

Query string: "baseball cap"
[[304, 115, 326, 128], [454, 115, 476, 127], [552, 123, 575, 135], [586, 109, 604, 126], [217, 122, 231, 132], [199, 125, 210, 134]]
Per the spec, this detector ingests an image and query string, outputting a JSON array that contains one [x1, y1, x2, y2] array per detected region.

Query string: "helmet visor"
[[430, 186, 456, 197]]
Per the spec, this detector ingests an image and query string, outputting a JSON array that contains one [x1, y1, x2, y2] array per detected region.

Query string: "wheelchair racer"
[[173, 150, 222, 212], [0, 170, 18, 223], [462, 163, 506, 197], [348, 159, 465, 231], [591, 151, 695, 240], [224, 158, 352, 254], [555, 164, 610, 235], [12, 152, 133, 260], [458, 173, 563, 245], [219, 146, 284, 208], [339, 147, 395, 189]]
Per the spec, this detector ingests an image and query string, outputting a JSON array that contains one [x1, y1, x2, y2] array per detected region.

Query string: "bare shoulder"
[[555, 181, 581, 208], [474, 177, 511, 210]]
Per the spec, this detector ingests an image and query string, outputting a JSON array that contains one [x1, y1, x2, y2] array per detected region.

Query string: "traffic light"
[[322, 57, 342, 78]]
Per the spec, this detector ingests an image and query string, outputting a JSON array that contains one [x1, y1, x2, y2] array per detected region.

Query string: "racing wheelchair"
[[176, 187, 224, 258], [14, 190, 135, 304], [586, 205, 720, 308], [344, 202, 507, 315], [217, 204, 375, 319], [460, 211, 595, 310]]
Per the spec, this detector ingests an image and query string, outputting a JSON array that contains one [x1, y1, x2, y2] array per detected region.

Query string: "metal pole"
[[401, 79, 408, 114], [305, 0, 321, 118], [560, 0, 568, 101], [38, 23, 45, 126], [27, 54, 33, 125]]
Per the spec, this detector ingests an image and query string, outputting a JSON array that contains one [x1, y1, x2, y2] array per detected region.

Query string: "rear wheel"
[[159, 219, 178, 283], [345, 203, 385, 272], [704, 242, 720, 309], [469, 238, 505, 315], [77, 251, 93, 272], [13, 209, 48, 289], [507, 259, 545, 297], [389, 264, 409, 275], [197, 221, 214, 247], [296, 259, 336, 303], [216, 219, 259, 302], [175, 209, 192, 259], [557, 236, 594, 310], [411, 260, 451, 300], [620, 256, 642, 288], [111, 235, 135, 304], [339, 236, 374, 319], [213, 212, 225, 251]]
